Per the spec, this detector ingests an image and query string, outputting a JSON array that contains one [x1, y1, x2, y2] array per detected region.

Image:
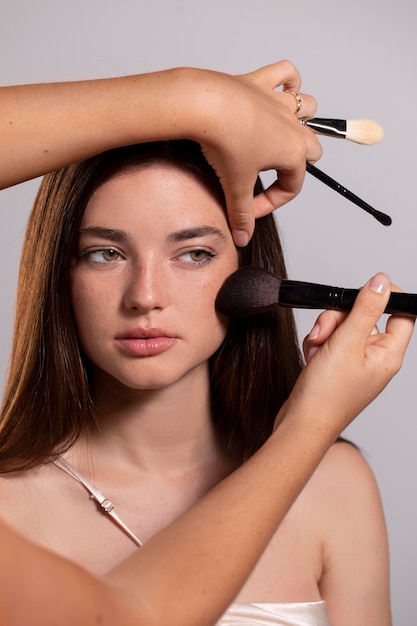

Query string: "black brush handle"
[[279, 280, 417, 316], [306, 162, 392, 227]]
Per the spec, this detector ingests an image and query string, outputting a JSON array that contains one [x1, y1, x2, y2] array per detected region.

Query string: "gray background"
[[1, 0, 416, 622]]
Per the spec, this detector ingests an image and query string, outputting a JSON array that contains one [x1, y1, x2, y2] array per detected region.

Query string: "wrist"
[[126, 67, 226, 144], [161, 67, 232, 143], [274, 394, 342, 450]]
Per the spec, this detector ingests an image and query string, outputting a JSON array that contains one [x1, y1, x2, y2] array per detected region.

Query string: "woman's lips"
[[116, 329, 178, 356]]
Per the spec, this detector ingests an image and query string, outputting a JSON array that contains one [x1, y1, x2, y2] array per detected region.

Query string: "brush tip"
[[345, 119, 384, 145], [215, 266, 281, 317]]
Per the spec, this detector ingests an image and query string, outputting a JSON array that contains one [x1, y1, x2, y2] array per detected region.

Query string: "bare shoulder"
[[306, 439, 385, 535], [309, 447, 391, 624], [311, 439, 380, 493]]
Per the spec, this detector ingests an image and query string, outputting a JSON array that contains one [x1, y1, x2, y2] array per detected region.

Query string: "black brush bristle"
[[215, 266, 281, 317]]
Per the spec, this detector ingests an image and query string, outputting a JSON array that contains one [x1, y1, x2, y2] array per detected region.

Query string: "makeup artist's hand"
[[195, 60, 322, 246], [286, 273, 414, 438]]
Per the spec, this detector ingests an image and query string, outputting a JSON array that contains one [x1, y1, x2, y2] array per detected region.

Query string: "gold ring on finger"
[[285, 90, 303, 114]]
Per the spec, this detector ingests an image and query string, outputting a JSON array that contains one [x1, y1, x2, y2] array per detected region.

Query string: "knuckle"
[[355, 297, 387, 320], [389, 351, 404, 374], [286, 136, 307, 163], [280, 59, 296, 73], [310, 140, 323, 162], [308, 94, 318, 110], [230, 210, 250, 229], [317, 143, 324, 159], [278, 60, 301, 88]]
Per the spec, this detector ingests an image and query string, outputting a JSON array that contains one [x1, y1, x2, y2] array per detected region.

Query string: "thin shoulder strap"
[[53, 457, 143, 547]]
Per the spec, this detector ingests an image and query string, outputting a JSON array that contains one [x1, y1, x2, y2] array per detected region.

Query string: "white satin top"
[[54, 458, 332, 626], [218, 601, 331, 625]]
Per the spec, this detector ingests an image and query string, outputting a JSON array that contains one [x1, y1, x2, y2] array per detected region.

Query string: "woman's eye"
[[180, 249, 215, 264], [85, 248, 122, 263]]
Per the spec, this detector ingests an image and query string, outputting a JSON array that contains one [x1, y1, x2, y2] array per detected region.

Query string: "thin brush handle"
[[279, 280, 417, 316], [306, 162, 392, 227]]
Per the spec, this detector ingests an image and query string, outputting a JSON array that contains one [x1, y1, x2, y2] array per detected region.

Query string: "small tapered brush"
[[215, 266, 417, 318], [301, 118, 384, 145], [306, 162, 392, 226]]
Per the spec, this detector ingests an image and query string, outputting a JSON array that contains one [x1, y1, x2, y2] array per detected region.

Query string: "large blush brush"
[[215, 266, 417, 318]]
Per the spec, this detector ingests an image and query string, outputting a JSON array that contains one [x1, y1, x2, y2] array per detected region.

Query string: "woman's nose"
[[123, 261, 168, 313]]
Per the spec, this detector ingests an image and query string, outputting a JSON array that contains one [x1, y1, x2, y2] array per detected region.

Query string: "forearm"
[[0, 67, 215, 189], [0, 410, 333, 626], [0, 378, 404, 626], [0, 518, 131, 626], [104, 410, 335, 626]]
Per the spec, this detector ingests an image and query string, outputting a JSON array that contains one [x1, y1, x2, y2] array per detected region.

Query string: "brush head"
[[345, 119, 384, 145], [215, 266, 282, 317]]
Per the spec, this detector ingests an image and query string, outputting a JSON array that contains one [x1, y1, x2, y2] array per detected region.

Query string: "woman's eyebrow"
[[167, 226, 228, 243], [78, 226, 132, 242]]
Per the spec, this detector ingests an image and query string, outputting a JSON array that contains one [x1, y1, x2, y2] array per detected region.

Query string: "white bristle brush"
[[301, 118, 384, 145]]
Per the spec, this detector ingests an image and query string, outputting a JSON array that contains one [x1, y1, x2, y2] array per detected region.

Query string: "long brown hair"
[[0, 141, 303, 471]]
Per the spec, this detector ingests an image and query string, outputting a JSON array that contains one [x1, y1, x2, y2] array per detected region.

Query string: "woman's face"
[[70, 162, 238, 392]]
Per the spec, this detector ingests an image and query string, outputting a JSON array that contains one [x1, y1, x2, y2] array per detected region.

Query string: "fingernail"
[[232, 229, 249, 247], [308, 322, 320, 340], [369, 273, 390, 294]]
